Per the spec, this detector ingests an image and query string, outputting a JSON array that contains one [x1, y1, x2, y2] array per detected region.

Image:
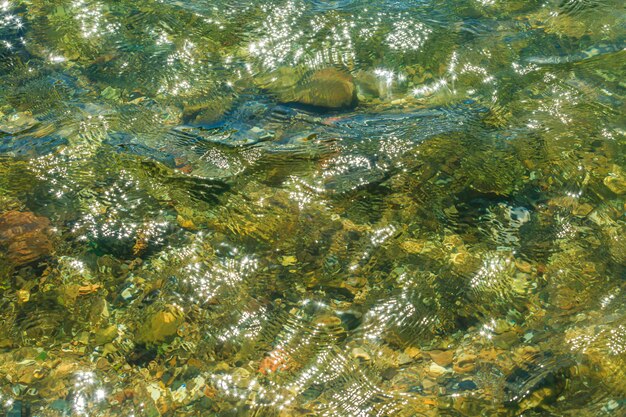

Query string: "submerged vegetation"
[[0, 0, 625, 416]]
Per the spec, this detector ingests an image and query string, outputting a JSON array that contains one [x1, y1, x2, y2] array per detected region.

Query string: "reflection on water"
[[0, 0, 625, 416]]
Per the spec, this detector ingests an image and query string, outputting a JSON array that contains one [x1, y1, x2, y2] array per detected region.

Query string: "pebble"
[[606, 399, 619, 411], [101, 86, 121, 101], [280, 255, 298, 266], [422, 378, 437, 390], [404, 346, 422, 359], [400, 239, 426, 254], [16, 289, 30, 304], [457, 380, 478, 391], [94, 325, 118, 345], [0, 112, 38, 134], [604, 173, 626, 194], [233, 367, 251, 388], [382, 367, 398, 381], [515, 259, 532, 273], [176, 215, 197, 230], [214, 362, 230, 372], [50, 399, 70, 413], [428, 350, 454, 367], [397, 353, 413, 366], [493, 331, 519, 349], [171, 385, 188, 402], [147, 383, 162, 401], [573, 203, 594, 217], [453, 353, 476, 373], [427, 362, 449, 378], [354, 70, 384, 99], [351, 347, 371, 361]]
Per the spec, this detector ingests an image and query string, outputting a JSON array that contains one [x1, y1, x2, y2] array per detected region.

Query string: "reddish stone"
[[177, 164, 193, 174], [258, 348, 291, 375]]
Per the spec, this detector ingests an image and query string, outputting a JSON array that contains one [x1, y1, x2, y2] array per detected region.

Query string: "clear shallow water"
[[0, 0, 625, 416]]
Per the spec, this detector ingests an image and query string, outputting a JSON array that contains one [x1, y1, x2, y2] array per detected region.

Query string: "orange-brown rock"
[[428, 349, 454, 367], [453, 353, 477, 373], [0, 210, 52, 266], [258, 348, 292, 375]]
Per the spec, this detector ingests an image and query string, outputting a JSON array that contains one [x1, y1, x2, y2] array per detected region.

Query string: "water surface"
[[0, 0, 625, 416]]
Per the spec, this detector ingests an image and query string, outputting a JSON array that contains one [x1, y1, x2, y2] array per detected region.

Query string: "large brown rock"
[[293, 68, 357, 109], [0, 210, 52, 266], [262, 67, 357, 109]]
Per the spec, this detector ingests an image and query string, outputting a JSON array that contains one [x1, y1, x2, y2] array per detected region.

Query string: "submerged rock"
[[428, 349, 454, 367], [292, 68, 357, 109], [0, 210, 52, 266], [137, 305, 184, 344], [94, 325, 118, 346], [354, 70, 385, 100], [264, 67, 357, 109], [604, 172, 626, 195], [0, 112, 38, 134]]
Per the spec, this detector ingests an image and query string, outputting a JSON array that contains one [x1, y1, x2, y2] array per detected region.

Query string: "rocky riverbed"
[[0, 0, 625, 416]]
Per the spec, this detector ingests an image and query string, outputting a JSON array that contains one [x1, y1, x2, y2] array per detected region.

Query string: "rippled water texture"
[[0, 0, 625, 416]]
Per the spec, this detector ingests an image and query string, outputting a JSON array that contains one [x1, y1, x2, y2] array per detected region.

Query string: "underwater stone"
[[604, 173, 626, 195], [94, 325, 118, 346], [397, 352, 413, 366], [296, 68, 357, 108], [404, 347, 422, 360], [137, 305, 184, 344], [428, 349, 454, 367], [427, 362, 449, 378], [355, 70, 386, 100], [400, 238, 427, 254], [351, 347, 371, 361], [0, 211, 52, 266], [454, 353, 477, 373], [0, 112, 38, 134], [271, 68, 357, 109], [101, 86, 122, 102], [457, 380, 478, 391]]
